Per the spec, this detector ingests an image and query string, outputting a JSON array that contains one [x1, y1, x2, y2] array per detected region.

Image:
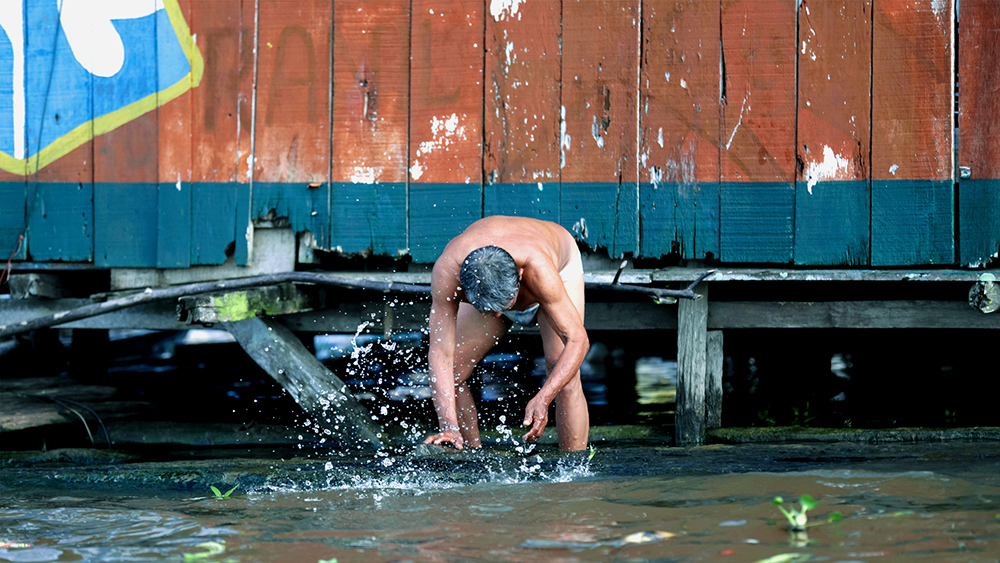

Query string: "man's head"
[[460, 245, 519, 314]]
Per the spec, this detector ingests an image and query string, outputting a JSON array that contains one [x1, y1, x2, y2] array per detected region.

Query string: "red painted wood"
[[188, 0, 248, 182], [561, 0, 640, 184], [483, 0, 561, 184], [408, 0, 484, 184], [796, 0, 871, 186], [158, 0, 193, 185], [720, 0, 797, 183], [330, 0, 410, 184], [640, 0, 719, 184], [872, 0, 953, 182], [959, 0, 1000, 179], [252, 0, 332, 183]]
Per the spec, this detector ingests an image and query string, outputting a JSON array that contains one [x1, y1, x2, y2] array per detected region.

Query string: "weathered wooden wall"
[[1, 0, 997, 268]]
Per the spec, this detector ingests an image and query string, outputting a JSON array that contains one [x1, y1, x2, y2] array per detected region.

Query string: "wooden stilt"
[[706, 330, 724, 429], [226, 317, 384, 449], [676, 283, 708, 445]]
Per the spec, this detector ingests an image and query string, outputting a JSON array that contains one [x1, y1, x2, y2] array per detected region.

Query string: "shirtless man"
[[422, 216, 590, 451]]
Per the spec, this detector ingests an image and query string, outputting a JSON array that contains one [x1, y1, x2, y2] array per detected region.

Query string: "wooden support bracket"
[[225, 316, 384, 449], [676, 282, 709, 445]]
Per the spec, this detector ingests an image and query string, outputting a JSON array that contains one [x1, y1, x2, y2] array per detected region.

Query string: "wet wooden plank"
[[483, 0, 561, 222], [561, 0, 640, 257], [188, 0, 250, 265], [719, 0, 796, 263], [958, 0, 1000, 267], [640, 0, 720, 260], [676, 282, 708, 445], [408, 0, 484, 262], [794, 0, 871, 266], [330, 0, 409, 255], [871, 0, 954, 265]]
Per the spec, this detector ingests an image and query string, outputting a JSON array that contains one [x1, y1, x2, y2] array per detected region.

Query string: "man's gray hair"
[[460, 246, 519, 313]]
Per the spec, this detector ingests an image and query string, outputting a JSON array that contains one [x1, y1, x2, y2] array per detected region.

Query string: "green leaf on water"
[[828, 511, 843, 523], [773, 496, 784, 506], [799, 495, 817, 512], [318, 559, 338, 563], [587, 445, 596, 461], [754, 553, 814, 563], [210, 486, 223, 499], [223, 484, 239, 498]]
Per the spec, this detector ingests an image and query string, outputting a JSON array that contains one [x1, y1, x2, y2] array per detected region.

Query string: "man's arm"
[[423, 258, 464, 448], [520, 262, 590, 443]]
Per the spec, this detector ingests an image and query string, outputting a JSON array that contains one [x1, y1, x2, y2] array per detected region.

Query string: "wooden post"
[[676, 283, 708, 445], [706, 330, 724, 429], [226, 316, 384, 449]]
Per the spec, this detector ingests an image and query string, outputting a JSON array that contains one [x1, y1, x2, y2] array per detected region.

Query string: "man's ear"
[[518, 267, 524, 280]]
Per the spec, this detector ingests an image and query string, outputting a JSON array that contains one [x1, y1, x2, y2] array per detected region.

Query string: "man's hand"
[[423, 427, 464, 450], [522, 395, 551, 443]]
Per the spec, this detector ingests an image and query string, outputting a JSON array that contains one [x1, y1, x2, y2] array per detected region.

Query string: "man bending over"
[[423, 216, 590, 451]]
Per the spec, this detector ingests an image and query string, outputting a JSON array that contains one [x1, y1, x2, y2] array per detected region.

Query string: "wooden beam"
[[225, 316, 384, 449], [676, 283, 708, 445], [706, 330, 724, 429], [177, 283, 312, 324], [708, 301, 1000, 329]]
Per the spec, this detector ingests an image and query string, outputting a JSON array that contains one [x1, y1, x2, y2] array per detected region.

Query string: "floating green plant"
[[210, 484, 239, 499], [773, 495, 816, 532], [183, 541, 226, 561], [587, 444, 597, 461]]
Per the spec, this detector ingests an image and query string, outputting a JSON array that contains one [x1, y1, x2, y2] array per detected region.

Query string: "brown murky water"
[[2, 442, 999, 563]]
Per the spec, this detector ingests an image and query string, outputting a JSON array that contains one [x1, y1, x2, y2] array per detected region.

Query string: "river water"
[[2, 440, 998, 563]]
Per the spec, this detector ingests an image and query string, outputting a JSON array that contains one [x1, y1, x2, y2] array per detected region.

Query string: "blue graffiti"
[[0, 0, 195, 171]]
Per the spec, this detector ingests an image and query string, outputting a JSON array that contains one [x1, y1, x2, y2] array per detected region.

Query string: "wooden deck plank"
[[871, 0, 954, 266], [719, 0, 797, 263], [330, 0, 409, 255], [408, 0, 484, 262], [483, 0, 561, 222], [640, 0, 720, 260], [794, 0, 871, 266], [561, 0, 640, 257], [958, 0, 1000, 267]]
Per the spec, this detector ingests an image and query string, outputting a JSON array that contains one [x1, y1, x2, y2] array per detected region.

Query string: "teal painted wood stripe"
[[0, 181, 26, 260], [330, 182, 407, 256], [639, 182, 676, 258], [872, 179, 954, 266], [484, 182, 559, 223], [720, 181, 794, 263], [409, 183, 482, 263], [561, 182, 640, 258], [252, 182, 330, 249], [794, 180, 870, 266], [28, 182, 93, 262], [157, 181, 191, 268], [192, 183, 238, 266], [234, 184, 251, 266], [958, 179, 1000, 267], [94, 183, 157, 267], [675, 181, 720, 261]]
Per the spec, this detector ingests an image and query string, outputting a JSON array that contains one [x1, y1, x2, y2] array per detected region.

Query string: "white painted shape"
[[350, 166, 377, 184], [591, 115, 604, 148], [657, 127, 663, 148], [0, 0, 25, 159], [61, 0, 165, 78], [889, 164, 899, 176], [410, 160, 424, 180]]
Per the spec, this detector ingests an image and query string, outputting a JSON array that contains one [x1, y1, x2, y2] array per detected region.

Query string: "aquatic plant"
[[210, 484, 239, 499], [773, 495, 816, 532], [183, 541, 226, 561], [587, 444, 596, 461]]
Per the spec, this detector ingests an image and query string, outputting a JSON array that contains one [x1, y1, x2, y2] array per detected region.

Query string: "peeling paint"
[[889, 164, 899, 176], [805, 145, 851, 193], [591, 115, 605, 148], [350, 166, 377, 184], [410, 160, 424, 180], [490, 0, 525, 22], [560, 105, 570, 168]]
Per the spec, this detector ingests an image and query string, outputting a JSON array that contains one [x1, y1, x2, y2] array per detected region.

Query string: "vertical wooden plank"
[[483, 0, 561, 222], [561, 0, 639, 258], [676, 283, 708, 445], [706, 329, 724, 429], [640, 0, 720, 260], [794, 0, 871, 266], [958, 0, 1000, 267], [719, 0, 797, 263], [330, 0, 409, 256], [188, 0, 249, 265], [408, 0, 484, 263], [157, 0, 194, 268], [23, 0, 93, 263], [872, 0, 954, 265], [251, 0, 332, 250]]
